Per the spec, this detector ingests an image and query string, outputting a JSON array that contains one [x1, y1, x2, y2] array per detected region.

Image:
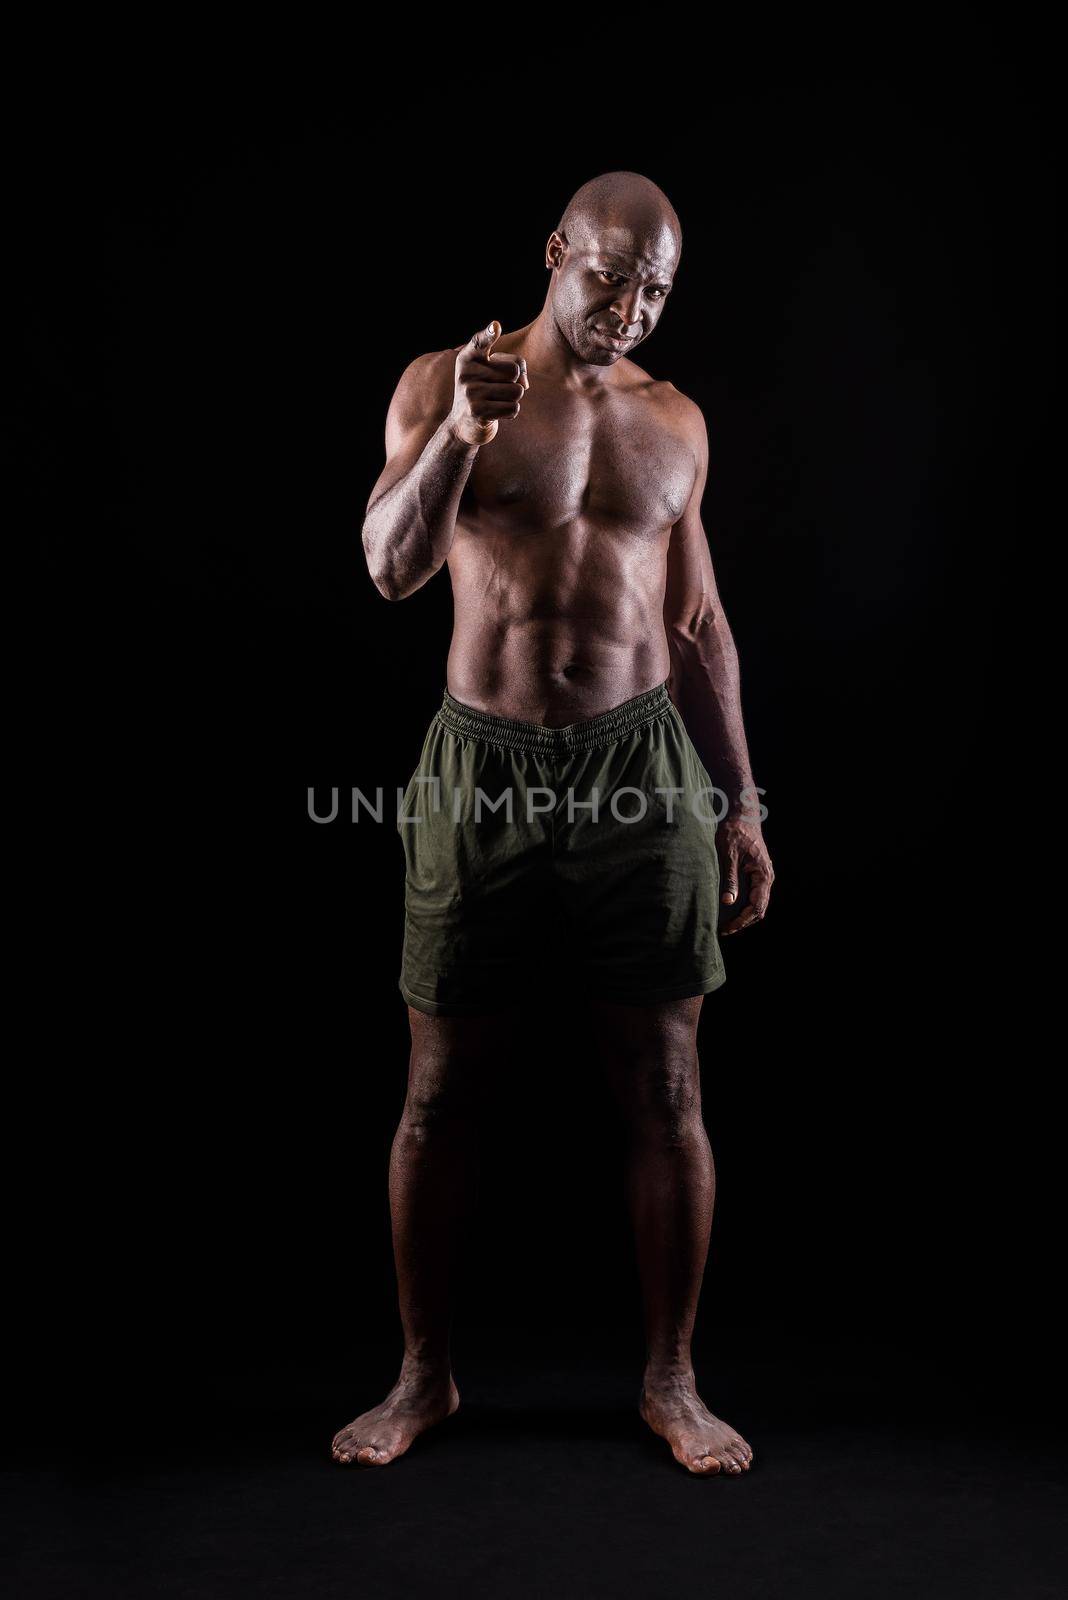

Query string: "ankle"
[[643, 1359, 695, 1389], [400, 1351, 453, 1383]]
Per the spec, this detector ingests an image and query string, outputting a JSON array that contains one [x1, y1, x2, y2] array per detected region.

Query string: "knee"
[[622, 1056, 704, 1146], [401, 1073, 478, 1142]]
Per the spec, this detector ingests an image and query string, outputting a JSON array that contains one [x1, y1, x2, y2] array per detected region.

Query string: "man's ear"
[[545, 230, 567, 270]]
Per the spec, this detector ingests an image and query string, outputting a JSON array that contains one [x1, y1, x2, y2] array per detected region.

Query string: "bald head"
[[544, 172, 681, 367], [557, 171, 682, 263]]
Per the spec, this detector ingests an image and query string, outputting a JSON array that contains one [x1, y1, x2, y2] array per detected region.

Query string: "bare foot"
[[640, 1370, 754, 1476], [331, 1364, 460, 1467]]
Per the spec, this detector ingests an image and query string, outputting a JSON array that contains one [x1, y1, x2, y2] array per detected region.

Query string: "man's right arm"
[[361, 320, 528, 601]]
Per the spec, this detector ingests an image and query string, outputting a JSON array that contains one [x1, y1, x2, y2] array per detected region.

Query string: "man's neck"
[[515, 306, 618, 391]]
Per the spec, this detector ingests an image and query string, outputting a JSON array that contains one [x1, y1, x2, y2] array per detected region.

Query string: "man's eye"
[[647, 288, 668, 301], [599, 271, 623, 285]]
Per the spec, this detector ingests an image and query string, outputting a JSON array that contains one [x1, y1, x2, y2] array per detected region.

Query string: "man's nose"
[[611, 288, 643, 334]]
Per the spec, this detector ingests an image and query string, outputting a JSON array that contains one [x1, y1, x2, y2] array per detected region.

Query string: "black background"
[[12, 20, 1061, 1598]]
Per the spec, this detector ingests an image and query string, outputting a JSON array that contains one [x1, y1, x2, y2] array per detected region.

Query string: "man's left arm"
[[663, 401, 774, 935]]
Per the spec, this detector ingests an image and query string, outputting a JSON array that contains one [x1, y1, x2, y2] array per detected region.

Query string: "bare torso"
[[436, 327, 699, 726]]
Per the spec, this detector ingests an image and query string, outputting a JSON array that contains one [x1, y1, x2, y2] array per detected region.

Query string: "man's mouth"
[[594, 327, 634, 350]]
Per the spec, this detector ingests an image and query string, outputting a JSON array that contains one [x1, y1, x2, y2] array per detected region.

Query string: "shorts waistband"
[[437, 681, 673, 755], [434, 681, 671, 755]]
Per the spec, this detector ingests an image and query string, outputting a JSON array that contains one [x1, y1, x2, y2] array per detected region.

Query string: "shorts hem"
[[587, 969, 727, 1007], [399, 977, 527, 1017], [399, 968, 726, 1015]]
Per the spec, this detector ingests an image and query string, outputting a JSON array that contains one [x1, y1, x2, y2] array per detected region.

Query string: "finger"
[[470, 400, 522, 421], [485, 351, 528, 387], [465, 379, 526, 403], [458, 355, 525, 391], [720, 904, 764, 935], [719, 845, 740, 906], [744, 869, 773, 919], [467, 386, 525, 410], [465, 318, 501, 356]]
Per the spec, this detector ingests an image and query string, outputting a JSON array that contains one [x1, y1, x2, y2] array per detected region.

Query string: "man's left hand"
[[717, 818, 774, 935]]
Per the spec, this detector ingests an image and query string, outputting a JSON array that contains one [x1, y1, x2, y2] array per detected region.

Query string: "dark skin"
[[336, 176, 772, 1474]]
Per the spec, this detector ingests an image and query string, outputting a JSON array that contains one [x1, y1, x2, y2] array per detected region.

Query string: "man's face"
[[549, 221, 679, 366]]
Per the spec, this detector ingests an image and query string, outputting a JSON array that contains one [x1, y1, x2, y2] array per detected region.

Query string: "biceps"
[[664, 518, 722, 637], [369, 389, 449, 509], [368, 365, 450, 509]]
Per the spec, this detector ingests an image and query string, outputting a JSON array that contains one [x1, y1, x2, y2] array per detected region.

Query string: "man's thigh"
[[552, 705, 725, 1006], [398, 720, 554, 1016], [404, 1004, 528, 1111], [586, 994, 705, 1117]]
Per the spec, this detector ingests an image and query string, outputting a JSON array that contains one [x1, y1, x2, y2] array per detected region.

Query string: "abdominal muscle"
[[444, 517, 674, 727]]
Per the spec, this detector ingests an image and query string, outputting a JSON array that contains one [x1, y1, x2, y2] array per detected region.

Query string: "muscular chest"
[[461, 385, 696, 533]]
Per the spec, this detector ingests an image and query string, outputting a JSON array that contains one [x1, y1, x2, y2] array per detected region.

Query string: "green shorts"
[[397, 680, 726, 1015]]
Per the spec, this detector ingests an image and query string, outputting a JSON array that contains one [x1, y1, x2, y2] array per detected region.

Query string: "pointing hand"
[[449, 320, 529, 447]]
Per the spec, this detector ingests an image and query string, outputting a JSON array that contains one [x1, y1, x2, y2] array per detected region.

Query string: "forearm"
[[362, 420, 479, 600], [668, 619, 759, 819]]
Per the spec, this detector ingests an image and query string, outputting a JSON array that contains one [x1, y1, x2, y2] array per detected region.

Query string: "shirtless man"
[[332, 172, 773, 1476]]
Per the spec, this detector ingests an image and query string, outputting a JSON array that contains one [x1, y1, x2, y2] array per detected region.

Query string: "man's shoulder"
[[625, 367, 706, 438], [655, 377, 704, 424], [387, 349, 456, 428], [397, 348, 457, 390]]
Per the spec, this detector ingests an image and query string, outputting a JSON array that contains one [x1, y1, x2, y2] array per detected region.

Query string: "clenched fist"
[[449, 320, 529, 446]]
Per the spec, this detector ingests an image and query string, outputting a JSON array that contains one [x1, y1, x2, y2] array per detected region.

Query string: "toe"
[[356, 1445, 382, 1464], [691, 1454, 720, 1474]]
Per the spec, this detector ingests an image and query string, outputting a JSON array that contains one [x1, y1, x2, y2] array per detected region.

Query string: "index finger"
[[486, 351, 529, 388]]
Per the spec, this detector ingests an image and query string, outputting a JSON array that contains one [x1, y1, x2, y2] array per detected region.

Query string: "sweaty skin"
[[338, 172, 772, 1475]]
